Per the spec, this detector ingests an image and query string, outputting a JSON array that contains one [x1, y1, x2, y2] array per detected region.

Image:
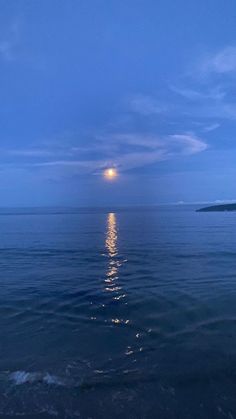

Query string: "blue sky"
[[1, 0, 236, 206]]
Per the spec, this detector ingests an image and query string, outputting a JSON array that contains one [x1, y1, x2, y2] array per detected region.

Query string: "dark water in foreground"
[[0, 205, 236, 418]]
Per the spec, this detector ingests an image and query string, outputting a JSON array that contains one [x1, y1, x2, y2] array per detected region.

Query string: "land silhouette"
[[197, 203, 236, 212]]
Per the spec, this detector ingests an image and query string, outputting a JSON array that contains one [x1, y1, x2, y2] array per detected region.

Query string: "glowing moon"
[[104, 168, 118, 180]]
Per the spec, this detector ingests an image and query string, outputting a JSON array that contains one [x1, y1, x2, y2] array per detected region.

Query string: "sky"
[[0, 0, 236, 206]]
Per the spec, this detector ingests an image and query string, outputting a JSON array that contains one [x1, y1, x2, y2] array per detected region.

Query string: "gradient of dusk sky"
[[0, 0, 236, 206]]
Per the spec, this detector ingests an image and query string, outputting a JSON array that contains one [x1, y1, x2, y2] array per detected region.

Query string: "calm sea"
[[0, 205, 236, 418]]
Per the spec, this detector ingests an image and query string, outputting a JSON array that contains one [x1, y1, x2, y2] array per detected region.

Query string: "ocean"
[[0, 205, 236, 418]]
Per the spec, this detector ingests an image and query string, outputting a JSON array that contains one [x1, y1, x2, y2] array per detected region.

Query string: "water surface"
[[0, 206, 236, 418]]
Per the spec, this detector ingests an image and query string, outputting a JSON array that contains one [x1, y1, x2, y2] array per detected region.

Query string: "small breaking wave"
[[9, 371, 65, 386]]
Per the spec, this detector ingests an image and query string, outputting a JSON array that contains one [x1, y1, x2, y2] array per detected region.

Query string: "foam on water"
[[9, 371, 64, 386]]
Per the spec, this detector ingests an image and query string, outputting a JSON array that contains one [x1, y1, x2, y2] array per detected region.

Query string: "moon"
[[103, 168, 118, 180]]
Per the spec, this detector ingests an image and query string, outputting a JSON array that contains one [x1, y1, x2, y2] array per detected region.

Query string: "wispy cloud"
[[171, 85, 225, 101], [168, 46, 236, 121], [0, 21, 20, 62], [5, 148, 55, 157], [201, 46, 236, 75], [168, 134, 207, 155], [0, 40, 14, 61], [0, 132, 207, 177], [129, 95, 167, 115], [203, 123, 221, 133], [184, 102, 236, 121]]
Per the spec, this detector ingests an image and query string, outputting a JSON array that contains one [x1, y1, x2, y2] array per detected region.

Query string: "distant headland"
[[197, 203, 236, 212]]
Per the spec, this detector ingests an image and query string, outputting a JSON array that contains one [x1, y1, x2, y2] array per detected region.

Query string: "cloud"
[[0, 40, 14, 61], [112, 133, 207, 170], [184, 102, 236, 121], [169, 46, 236, 121], [94, 133, 205, 167], [0, 132, 207, 178], [201, 46, 236, 74], [203, 123, 220, 132], [168, 134, 207, 155], [0, 21, 20, 62], [129, 95, 167, 115], [160, 45, 236, 123], [5, 148, 55, 157], [171, 85, 225, 101]]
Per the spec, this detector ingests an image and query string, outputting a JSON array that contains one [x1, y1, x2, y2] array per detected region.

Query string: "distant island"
[[197, 203, 236, 212]]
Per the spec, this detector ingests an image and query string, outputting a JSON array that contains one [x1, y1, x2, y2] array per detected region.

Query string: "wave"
[[9, 371, 64, 386]]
